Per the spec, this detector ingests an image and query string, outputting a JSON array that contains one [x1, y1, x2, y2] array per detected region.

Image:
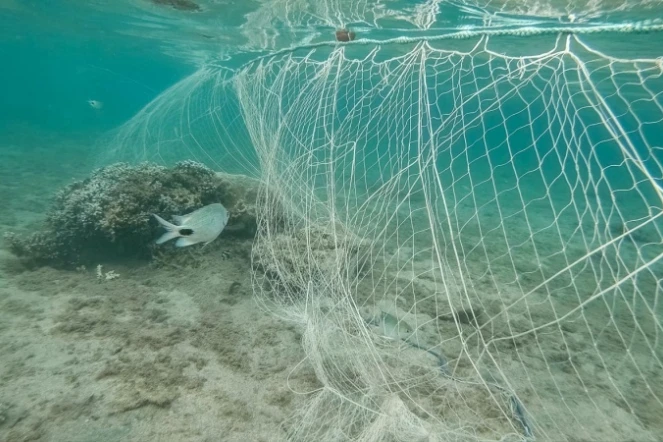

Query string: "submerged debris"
[[335, 28, 356, 42]]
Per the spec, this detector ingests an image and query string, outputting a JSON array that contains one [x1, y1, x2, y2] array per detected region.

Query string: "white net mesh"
[[468, 0, 663, 18], [101, 13, 663, 438], [103, 66, 259, 177], [235, 33, 663, 441]]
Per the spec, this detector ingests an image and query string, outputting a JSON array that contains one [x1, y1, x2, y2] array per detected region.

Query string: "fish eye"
[[179, 228, 194, 236]]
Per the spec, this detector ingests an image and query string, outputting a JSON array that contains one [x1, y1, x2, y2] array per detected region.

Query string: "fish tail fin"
[[153, 214, 181, 244]]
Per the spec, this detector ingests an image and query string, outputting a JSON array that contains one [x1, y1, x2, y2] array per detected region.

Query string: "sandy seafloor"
[[0, 132, 661, 442], [0, 132, 319, 441]]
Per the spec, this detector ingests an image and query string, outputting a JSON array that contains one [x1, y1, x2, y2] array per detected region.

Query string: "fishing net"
[[238, 32, 663, 441], [103, 67, 259, 177], [104, 5, 663, 440]]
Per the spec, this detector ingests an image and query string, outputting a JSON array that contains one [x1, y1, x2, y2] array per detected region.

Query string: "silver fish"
[[366, 312, 413, 340], [88, 99, 103, 110], [153, 203, 229, 247], [380, 312, 413, 340]]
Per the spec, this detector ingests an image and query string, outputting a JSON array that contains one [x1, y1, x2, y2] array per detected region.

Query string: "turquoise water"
[[1, 1, 660, 140], [0, 4, 191, 137], [1, 1, 662, 441]]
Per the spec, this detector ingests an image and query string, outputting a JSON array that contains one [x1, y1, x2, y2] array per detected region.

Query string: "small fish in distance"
[[88, 99, 103, 109], [152, 203, 229, 247]]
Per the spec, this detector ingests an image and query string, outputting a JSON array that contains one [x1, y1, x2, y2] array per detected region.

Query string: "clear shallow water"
[[0, 1, 662, 441], [1, 0, 660, 140], [0, 5, 191, 138]]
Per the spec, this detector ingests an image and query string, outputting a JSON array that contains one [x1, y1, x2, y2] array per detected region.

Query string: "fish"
[[367, 311, 450, 373], [367, 311, 413, 340], [87, 99, 103, 109], [152, 203, 229, 247]]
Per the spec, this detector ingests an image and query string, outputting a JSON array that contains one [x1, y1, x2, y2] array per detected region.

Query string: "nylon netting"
[[235, 34, 663, 441], [102, 67, 259, 177], [103, 19, 663, 440]]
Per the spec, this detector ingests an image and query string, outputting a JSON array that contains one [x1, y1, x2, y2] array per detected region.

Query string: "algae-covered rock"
[[4, 161, 261, 267]]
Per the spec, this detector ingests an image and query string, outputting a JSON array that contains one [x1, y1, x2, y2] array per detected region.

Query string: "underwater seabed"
[[263, 187, 663, 441], [0, 148, 313, 441], [1, 145, 661, 441]]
